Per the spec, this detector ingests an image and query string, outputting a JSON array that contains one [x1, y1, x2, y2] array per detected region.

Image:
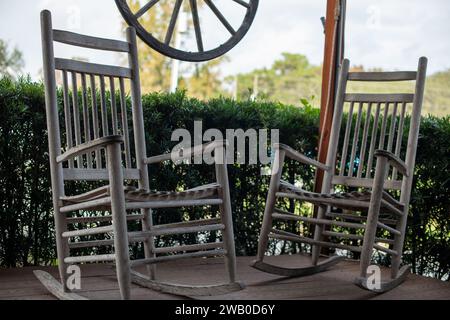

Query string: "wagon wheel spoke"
[[115, 0, 259, 62], [189, 0, 204, 52], [165, 0, 184, 45], [135, 0, 160, 19], [232, 0, 251, 9], [204, 0, 236, 35]]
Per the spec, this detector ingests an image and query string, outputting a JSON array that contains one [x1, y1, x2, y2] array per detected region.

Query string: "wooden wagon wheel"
[[115, 0, 259, 62]]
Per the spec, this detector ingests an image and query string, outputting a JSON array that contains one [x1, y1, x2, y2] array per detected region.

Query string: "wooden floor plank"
[[0, 255, 448, 300]]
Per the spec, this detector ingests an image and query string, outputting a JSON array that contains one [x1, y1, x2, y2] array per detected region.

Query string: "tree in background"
[[125, 0, 227, 97], [0, 39, 24, 78], [184, 56, 228, 100], [230, 53, 322, 107], [229, 53, 450, 117], [423, 70, 450, 117], [126, 0, 173, 92]]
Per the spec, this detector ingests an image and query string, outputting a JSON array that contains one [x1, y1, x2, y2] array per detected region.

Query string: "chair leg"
[[255, 149, 286, 262], [354, 156, 411, 293], [359, 156, 387, 279], [141, 208, 156, 280], [216, 161, 237, 283], [54, 213, 70, 291], [249, 148, 344, 277], [390, 213, 408, 279], [129, 145, 245, 297], [311, 205, 327, 266], [107, 143, 131, 300]]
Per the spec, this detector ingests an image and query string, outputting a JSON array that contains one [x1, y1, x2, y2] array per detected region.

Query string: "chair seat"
[[278, 181, 404, 215], [60, 183, 221, 205]]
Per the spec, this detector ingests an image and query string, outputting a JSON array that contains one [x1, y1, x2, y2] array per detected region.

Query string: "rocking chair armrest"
[[275, 143, 330, 171], [144, 140, 228, 165], [374, 149, 409, 177], [56, 135, 124, 163]]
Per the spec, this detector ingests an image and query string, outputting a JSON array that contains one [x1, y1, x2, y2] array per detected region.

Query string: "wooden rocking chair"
[[252, 57, 427, 293], [38, 10, 241, 300]]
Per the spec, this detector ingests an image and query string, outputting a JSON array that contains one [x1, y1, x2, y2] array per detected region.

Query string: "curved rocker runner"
[[33, 270, 88, 300], [33, 269, 244, 300], [354, 265, 411, 294], [251, 256, 344, 277], [130, 270, 244, 297]]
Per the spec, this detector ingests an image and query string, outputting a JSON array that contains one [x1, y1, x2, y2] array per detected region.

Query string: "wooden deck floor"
[[1, 255, 449, 300]]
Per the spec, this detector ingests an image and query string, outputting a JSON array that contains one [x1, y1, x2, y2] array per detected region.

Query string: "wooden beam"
[[315, 0, 346, 254], [316, 0, 344, 194]]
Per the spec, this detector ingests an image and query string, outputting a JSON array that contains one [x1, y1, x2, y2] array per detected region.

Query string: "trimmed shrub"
[[0, 77, 449, 280]]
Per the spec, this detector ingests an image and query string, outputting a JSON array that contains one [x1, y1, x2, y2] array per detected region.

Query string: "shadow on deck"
[[1, 255, 449, 300]]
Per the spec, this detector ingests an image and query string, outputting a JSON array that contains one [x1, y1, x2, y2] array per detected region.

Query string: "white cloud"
[[345, 0, 450, 72]]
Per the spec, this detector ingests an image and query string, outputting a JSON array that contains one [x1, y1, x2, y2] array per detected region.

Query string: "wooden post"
[[255, 147, 286, 262], [312, 59, 350, 264], [390, 57, 428, 278], [315, 0, 345, 193], [40, 10, 70, 291], [215, 145, 237, 283], [359, 156, 388, 278], [313, 0, 346, 255], [107, 142, 131, 300], [127, 27, 156, 279]]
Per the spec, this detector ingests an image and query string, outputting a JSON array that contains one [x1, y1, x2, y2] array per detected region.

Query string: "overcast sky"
[[0, 0, 449, 79]]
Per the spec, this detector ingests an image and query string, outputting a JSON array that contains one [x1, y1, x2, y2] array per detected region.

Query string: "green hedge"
[[0, 77, 449, 280]]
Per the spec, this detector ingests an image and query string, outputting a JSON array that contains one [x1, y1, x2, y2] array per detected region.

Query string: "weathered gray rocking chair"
[[252, 57, 427, 293], [38, 10, 240, 300]]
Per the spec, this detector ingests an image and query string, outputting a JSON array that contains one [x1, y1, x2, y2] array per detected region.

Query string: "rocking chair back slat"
[[80, 73, 92, 168], [89, 74, 102, 169], [377, 103, 390, 152], [70, 72, 83, 167], [53, 29, 131, 53], [55, 58, 132, 78], [365, 102, 381, 178], [339, 101, 354, 176], [386, 102, 398, 153], [331, 176, 402, 190], [392, 102, 407, 180], [347, 71, 417, 82], [347, 102, 363, 176], [62, 168, 140, 181], [119, 77, 132, 168], [356, 102, 372, 178], [99, 75, 109, 138], [344, 93, 414, 103], [109, 77, 119, 135], [62, 70, 74, 168]]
